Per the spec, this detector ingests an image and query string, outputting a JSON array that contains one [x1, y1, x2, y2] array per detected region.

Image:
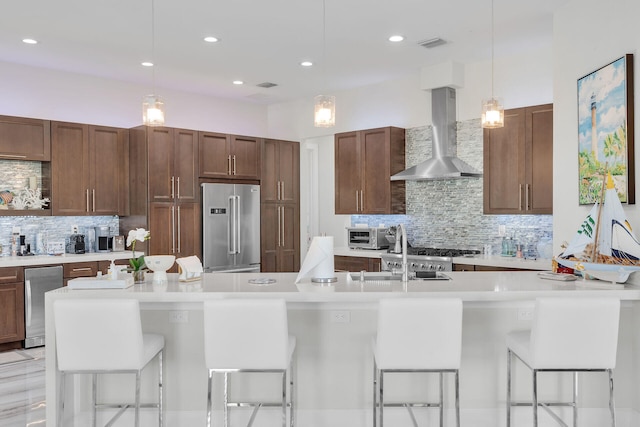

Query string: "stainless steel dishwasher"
[[24, 265, 63, 348]]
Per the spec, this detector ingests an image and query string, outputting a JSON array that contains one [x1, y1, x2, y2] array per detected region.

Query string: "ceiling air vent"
[[256, 82, 278, 88], [417, 37, 447, 49]]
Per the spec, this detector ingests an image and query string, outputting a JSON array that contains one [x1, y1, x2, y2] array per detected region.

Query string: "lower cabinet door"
[[0, 282, 25, 344]]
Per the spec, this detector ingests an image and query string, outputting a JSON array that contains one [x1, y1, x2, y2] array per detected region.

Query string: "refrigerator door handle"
[[25, 279, 32, 328], [235, 195, 241, 254], [228, 195, 236, 254]]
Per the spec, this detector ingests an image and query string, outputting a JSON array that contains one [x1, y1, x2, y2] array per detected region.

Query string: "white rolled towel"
[[295, 236, 335, 283]]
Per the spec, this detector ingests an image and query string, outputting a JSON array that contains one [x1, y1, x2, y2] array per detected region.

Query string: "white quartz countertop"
[[0, 251, 135, 267], [333, 247, 550, 271], [47, 271, 640, 302]]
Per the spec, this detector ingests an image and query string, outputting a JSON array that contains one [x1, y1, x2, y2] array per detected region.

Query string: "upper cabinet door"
[[51, 122, 90, 215], [199, 131, 231, 178], [229, 135, 261, 180], [361, 127, 391, 214], [525, 104, 553, 213], [0, 115, 51, 161], [148, 127, 175, 202], [89, 126, 128, 215], [262, 139, 299, 203], [334, 131, 361, 214], [174, 129, 198, 203]]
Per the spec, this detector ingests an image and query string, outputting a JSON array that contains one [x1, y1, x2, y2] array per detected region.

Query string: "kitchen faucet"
[[393, 223, 409, 283]]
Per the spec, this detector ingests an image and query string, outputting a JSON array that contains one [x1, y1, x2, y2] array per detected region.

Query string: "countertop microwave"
[[347, 227, 389, 250]]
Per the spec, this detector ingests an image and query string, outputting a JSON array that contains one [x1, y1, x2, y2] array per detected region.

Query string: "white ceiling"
[[0, 0, 568, 105]]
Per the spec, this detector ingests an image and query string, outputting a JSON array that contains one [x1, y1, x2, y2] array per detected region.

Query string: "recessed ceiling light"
[[204, 36, 219, 43], [300, 61, 313, 67], [233, 80, 244, 85], [388, 35, 404, 42], [22, 38, 38, 44], [141, 62, 154, 67]]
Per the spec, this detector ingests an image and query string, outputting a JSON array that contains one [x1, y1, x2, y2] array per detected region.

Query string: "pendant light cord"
[[322, 0, 326, 91], [151, 0, 156, 92], [490, 0, 494, 99]]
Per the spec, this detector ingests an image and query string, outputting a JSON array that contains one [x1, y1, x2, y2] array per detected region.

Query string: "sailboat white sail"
[[558, 172, 640, 269]]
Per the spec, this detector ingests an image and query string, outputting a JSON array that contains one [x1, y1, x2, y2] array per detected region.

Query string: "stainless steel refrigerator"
[[202, 183, 261, 272]]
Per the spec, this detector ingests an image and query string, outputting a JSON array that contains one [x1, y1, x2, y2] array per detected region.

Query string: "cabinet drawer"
[[63, 262, 98, 278], [0, 267, 24, 284]]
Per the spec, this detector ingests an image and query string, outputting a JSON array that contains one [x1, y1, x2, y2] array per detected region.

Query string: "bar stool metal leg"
[[159, 349, 164, 427], [532, 370, 538, 427], [135, 371, 141, 427], [281, 372, 287, 427], [609, 369, 616, 427], [92, 373, 98, 427], [224, 372, 230, 427], [506, 349, 512, 427], [380, 371, 385, 427], [373, 361, 377, 427], [439, 372, 444, 427], [455, 370, 460, 427], [206, 370, 214, 427], [290, 359, 295, 427], [58, 372, 66, 427], [573, 372, 578, 427]]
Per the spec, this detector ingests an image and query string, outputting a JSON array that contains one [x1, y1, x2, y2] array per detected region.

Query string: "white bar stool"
[[506, 297, 620, 427], [203, 299, 296, 427], [373, 298, 463, 427], [54, 299, 165, 427]]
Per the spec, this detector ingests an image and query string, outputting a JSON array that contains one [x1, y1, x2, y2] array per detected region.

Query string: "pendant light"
[[481, 0, 504, 129], [314, 0, 335, 127], [142, 0, 165, 126]]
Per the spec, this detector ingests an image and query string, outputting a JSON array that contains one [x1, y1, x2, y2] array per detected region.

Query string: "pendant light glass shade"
[[314, 95, 336, 127], [142, 94, 165, 126], [481, 97, 504, 128]]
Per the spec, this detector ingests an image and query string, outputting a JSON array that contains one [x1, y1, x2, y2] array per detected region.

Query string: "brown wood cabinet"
[[335, 127, 406, 214], [0, 115, 50, 161], [334, 256, 381, 272], [261, 139, 300, 272], [0, 267, 25, 349], [453, 263, 527, 272], [199, 132, 261, 180], [123, 126, 200, 266], [51, 122, 129, 216], [483, 104, 553, 214]]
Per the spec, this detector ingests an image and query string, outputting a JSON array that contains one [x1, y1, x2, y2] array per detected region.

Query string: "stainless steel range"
[[380, 248, 481, 272]]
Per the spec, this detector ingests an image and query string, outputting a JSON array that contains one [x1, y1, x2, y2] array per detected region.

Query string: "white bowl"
[[144, 255, 176, 283]]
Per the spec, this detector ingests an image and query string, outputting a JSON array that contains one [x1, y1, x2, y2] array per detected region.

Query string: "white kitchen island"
[[45, 271, 640, 427]]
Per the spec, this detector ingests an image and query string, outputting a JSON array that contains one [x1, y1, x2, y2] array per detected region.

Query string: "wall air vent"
[[417, 37, 447, 49], [256, 82, 278, 88]]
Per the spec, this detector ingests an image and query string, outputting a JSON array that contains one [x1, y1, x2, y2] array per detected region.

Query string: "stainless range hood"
[[391, 86, 482, 181]]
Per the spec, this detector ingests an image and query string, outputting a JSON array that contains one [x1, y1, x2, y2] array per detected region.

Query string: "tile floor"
[[0, 347, 46, 427]]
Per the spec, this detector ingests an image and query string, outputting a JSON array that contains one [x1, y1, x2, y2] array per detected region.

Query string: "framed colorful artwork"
[[577, 53, 635, 204]]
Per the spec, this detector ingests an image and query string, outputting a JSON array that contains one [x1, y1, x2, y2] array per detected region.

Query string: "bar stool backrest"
[[530, 297, 620, 369], [54, 299, 146, 371], [375, 298, 463, 370], [203, 299, 289, 370]]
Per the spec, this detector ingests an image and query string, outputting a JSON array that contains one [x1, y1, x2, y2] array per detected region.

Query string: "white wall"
[[0, 60, 268, 135], [552, 0, 640, 253]]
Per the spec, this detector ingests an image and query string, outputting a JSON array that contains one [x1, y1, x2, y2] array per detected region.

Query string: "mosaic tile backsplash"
[[352, 119, 553, 255]]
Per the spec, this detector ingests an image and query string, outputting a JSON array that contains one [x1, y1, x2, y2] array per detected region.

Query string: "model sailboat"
[[557, 172, 640, 276]]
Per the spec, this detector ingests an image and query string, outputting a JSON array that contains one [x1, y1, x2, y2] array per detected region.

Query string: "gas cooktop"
[[387, 247, 481, 257]]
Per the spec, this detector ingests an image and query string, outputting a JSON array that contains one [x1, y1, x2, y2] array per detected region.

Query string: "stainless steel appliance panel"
[[202, 183, 261, 272], [24, 265, 63, 348]]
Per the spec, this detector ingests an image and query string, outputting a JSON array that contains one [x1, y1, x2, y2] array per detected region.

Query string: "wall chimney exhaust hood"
[[391, 86, 482, 181]]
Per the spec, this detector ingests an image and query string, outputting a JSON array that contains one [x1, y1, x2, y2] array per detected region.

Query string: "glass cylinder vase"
[[133, 270, 145, 284]]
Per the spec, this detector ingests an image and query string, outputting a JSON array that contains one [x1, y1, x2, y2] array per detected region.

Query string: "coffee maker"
[[95, 226, 111, 252]]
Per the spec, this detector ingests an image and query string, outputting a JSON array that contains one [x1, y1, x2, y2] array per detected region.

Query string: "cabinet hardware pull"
[[0, 275, 18, 281], [86, 189, 90, 212], [281, 206, 285, 247], [519, 184, 523, 211], [171, 176, 175, 199], [177, 176, 180, 199], [92, 189, 96, 212], [360, 191, 364, 212], [281, 181, 285, 200], [0, 154, 27, 159], [355, 191, 359, 212], [72, 267, 93, 272], [526, 184, 530, 211], [277, 206, 281, 247], [171, 205, 176, 253], [227, 155, 232, 175], [277, 181, 281, 200], [233, 155, 237, 175], [177, 205, 181, 253]]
